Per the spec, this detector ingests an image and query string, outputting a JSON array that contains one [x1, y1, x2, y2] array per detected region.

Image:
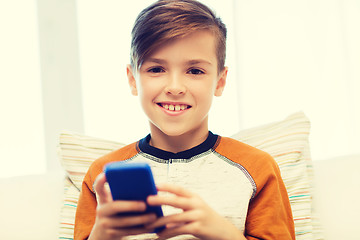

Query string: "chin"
[[160, 126, 206, 138], [160, 129, 189, 137], [151, 120, 207, 138]]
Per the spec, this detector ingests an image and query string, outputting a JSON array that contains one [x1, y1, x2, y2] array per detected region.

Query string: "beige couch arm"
[[0, 172, 64, 240], [312, 155, 360, 240]]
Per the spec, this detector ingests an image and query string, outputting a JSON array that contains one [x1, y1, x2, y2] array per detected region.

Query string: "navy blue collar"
[[138, 131, 219, 160]]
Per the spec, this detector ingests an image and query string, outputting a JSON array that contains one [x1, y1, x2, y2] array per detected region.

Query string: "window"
[[0, 1, 46, 177]]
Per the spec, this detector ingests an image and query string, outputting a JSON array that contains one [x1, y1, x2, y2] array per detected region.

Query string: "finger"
[[156, 222, 198, 240], [94, 173, 112, 205], [147, 194, 191, 210], [97, 200, 147, 218], [95, 220, 156, 238], [156, 183, 194, 198], [147, 210, 198, 229], [147, 193, 195, 211], [102, 213, 157, 229]]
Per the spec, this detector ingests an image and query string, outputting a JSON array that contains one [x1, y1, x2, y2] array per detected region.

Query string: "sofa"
[[1, 155, 359, 240], [1, 113, 359, 239]]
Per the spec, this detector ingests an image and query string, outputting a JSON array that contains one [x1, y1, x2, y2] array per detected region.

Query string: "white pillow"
[[58, 112, 322, 239]]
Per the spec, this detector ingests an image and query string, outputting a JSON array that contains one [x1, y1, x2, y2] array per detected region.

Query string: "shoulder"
[[85, 142, 139, 186], [214, 136, 281, 191], [94, 141, 139, 166], [214, 136, 273, 165]]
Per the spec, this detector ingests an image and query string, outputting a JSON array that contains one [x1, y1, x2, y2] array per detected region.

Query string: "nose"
[[165, 73, 186, 95]]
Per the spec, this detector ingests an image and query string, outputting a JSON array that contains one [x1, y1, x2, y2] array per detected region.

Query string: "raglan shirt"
[[74, 132, 295, 240]]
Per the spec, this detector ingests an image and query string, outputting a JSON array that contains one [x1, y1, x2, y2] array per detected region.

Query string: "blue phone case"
[[104, 162, 164, 232]]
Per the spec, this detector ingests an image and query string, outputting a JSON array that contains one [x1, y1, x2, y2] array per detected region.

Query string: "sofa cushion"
[[58, 111, 321, 239]]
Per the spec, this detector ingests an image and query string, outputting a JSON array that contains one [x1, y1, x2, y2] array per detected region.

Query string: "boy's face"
[[127, 30, 227, 139]]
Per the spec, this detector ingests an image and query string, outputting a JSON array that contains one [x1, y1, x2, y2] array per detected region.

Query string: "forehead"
[[143, 30, 218, 66]]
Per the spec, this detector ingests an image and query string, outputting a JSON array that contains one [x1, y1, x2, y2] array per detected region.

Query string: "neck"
[[149, 126, 209, 153]]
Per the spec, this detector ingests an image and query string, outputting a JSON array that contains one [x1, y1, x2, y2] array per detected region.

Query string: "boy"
[[74, 0, 295, 239]]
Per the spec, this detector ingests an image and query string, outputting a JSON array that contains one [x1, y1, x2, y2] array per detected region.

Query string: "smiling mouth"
[[157, 103, 191, 111]]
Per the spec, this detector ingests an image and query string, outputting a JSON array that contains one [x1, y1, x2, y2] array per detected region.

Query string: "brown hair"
[[130, 0, 227, 73]]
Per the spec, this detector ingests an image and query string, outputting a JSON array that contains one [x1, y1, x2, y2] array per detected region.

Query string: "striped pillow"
[[58, 133, 124, 239], [231, 112, 322, 239], [59, 177, 80, 239], [58, 112, 322, 239]]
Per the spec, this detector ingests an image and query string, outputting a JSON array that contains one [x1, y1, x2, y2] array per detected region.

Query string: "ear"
[[127, 64, 138, 96], [214, 67, 228, 97]]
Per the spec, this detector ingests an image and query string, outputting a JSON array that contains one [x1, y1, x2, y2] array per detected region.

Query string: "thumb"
[[94, 172, 113, 206]]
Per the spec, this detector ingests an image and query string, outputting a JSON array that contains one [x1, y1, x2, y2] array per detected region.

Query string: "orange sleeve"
[[215, 137, 295, 240], [244, 154, 295, 240], [74, 143, 139, 240], [74, 169, 98, 240]]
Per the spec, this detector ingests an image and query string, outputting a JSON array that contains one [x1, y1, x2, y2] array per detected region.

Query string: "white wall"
[[37, 0, 84, 172], [1, 0, 84, 177], [1, 0, 359, 177], [0, 0, 46, 177], [78, 0, 359, 160], [234, 0, 360, 159]]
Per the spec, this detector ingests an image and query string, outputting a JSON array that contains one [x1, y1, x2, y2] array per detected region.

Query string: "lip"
[[156, 102, 192, 116]]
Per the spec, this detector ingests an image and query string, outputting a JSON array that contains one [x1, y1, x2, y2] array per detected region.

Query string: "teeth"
[[161, 103, 188, 111]]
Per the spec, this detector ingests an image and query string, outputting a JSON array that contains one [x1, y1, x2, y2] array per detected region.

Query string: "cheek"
[[138, 80, 162, 106], [138, 78, 156, 97], [192, 86, 215, 110], [192, 79, 218, 99]]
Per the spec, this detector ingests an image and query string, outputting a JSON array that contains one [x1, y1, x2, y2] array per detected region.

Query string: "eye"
[[147, 67, 165, 73], [187, 68, 205, 75]]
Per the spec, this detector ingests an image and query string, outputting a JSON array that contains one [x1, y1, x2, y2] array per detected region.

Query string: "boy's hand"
[[147, 183, 246, 240], [88, 173, 158, 240]]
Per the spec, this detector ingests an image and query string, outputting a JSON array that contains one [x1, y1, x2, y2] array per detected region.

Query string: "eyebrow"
[[187, 59, 213, 66], [145, 58, 213, 66], [145, 58, 166, 64]]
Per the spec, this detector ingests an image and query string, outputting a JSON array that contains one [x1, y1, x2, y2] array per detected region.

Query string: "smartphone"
[[104, 162, 164, 232]]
